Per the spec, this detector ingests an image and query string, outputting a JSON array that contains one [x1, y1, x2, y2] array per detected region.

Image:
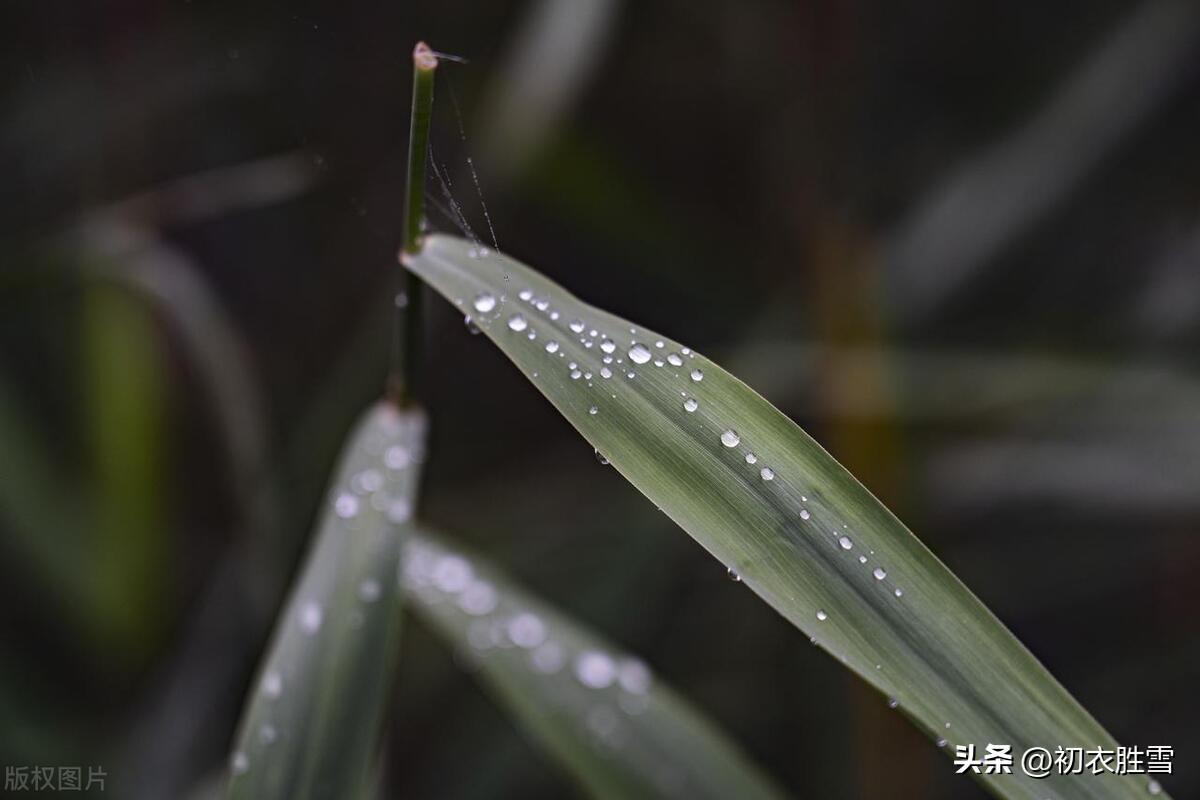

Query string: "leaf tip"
[[413, 41, 438, 71]]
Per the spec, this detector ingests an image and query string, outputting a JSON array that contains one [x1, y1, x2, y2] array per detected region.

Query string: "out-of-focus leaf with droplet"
[[403, 529, 789, 800], [401, 233, 1165, 800], [226, 402, 426, 800]]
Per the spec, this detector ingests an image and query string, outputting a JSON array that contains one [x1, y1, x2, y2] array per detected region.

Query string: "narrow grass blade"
[[403, 529, 790, 800], [402, 233, 1165, 800], [83, 282, 170, 658], [226, 401, 427, 799]]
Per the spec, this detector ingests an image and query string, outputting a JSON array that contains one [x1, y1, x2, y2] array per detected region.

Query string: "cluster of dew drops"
[[230, 417, 420, 779], [464, 278, 907, 617], [402, 538, 659, 755], [465, 281, 702, 414]]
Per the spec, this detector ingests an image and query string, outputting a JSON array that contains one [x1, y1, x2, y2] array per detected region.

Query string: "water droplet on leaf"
[[576, 651, 617, 689], [299, 602, 323, 635]]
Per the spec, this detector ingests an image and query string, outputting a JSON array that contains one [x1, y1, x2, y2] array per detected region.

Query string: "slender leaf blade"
[[226, 401, 426, 799], [403, 233, 1164, 800], [403, 528, 790, 800]]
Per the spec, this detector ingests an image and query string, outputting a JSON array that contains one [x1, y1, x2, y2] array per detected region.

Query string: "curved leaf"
[[226, 402, 427, 799], [402, 233, 1165, 800], [403, 529, 789, 800]]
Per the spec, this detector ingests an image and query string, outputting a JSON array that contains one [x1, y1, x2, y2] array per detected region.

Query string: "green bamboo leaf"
[[403, 529, 790, 800], [402, 233, 1166, 800], [226, 401, 427, 799]]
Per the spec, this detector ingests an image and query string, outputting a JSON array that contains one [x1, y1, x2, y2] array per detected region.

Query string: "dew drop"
[[873, 567, 887, 581], [760, 467, 775, 480], [230, 751, 249, 776], [334, 493, 359, 519], [628, 343, 652, 364], [385, 445, 410, 470], [618, 658, 653, 694], [626, 371, 635, 379], [720, 429, 740, 447], [936, 738, 947, 748], [518, 289, 533, 301], [432, 556, 472, 593], [358, 579, 382, 603], [1148, 779, 1162, 795], [683, 398, 698, 412], [799, 509, 811, 520], [838, 536, 853, 550], [569, 319, 585, 333], [459, 581, 498, 615], [508, 613, 547, 649], [537, 299, 551, 311], [594, 449, 610, 465], [858, 555, 868, 564], [727, 567, 742, 582], [888, 698, 899, 709], [667, 353, 683, 367], [472, 293, 496, 313], [507, 314, 528, 332], [894, 588, 904, 598], [261, 671, 283, 699], [600, 367, 612, 379], [299, 602, 323, 635], [387, 499, 412, 523], [353, 469, 383, 494], [545, 340, 559, 354], [464, 316, 481, 335], [589, 405, 598, 415], [745, 453, 758, 464], [570, 369, 582, 380], [816, 609, 828, 621], [690, 368, 704, 382], [600, 338, 616, 354], [575, 651, 617, 689]]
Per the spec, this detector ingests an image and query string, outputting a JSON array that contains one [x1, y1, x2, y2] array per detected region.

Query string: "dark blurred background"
[[2, 1, 1198, 798]]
